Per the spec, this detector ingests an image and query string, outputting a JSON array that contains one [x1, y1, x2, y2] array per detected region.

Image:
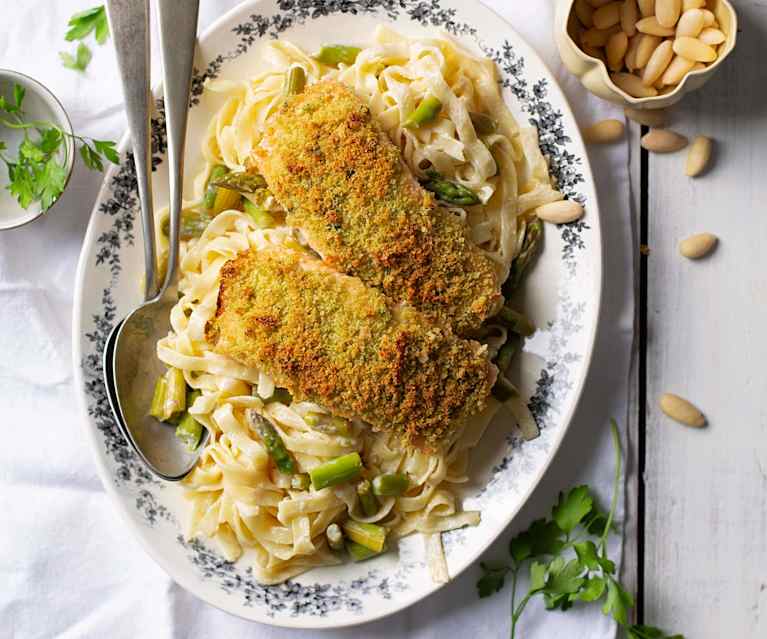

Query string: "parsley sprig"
[[477, 419, 683, 639], [60, 6, 109, 72], [0, 83, 118, 211]]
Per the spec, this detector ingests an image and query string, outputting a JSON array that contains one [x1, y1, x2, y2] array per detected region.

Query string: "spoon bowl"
[[104, 301, 209, 481]]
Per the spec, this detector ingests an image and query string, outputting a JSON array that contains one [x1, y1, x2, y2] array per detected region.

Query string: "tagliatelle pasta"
[[154, 26, 562, 585]]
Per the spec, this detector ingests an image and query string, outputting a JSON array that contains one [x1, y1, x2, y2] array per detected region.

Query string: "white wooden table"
[[624, 2, 767, 635]]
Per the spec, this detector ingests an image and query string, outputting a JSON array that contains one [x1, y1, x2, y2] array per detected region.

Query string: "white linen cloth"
[[0, 1, 633, 637]]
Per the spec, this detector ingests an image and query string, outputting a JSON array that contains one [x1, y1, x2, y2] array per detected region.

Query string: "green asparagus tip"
[[309, 452, 362, 490]]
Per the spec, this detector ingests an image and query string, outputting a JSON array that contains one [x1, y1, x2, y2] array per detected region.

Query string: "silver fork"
[[103, 0, 204, 481]]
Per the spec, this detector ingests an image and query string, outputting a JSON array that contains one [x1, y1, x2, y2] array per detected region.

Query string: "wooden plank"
[[644, 2, 767, 635], [621, 114, 644, 615]]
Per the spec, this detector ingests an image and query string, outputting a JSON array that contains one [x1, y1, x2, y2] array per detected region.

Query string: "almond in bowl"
[[554, 0, 737, 110]]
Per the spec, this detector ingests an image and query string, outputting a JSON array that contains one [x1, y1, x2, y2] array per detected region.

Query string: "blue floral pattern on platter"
[[76, 0, 594, 623]]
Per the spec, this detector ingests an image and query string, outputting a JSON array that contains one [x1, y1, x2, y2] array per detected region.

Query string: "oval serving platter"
[[72, 0, 602, 629]]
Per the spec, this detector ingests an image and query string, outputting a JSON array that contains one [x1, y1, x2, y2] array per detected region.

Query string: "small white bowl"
[[554, 0, 738, 110], [0, 69, 75, 230]]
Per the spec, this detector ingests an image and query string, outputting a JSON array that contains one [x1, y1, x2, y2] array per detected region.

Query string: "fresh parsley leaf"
[[65, 6, 108, 42], [573, 540, 600, 570], [0, 95, 19, 114], [0, 140, 6, 152], [60, 42, 93, 72], [575, 576, 607, 602], [19, 138, 46, 163], [38, 156, 68, 210], [7, 162, 36, 209], [552, 485, 593, 533], [509, 531, 532, 563], [38, 128, 63, 155], [14, 84, 25, 110], [627, 624, 684, 639], [93, 139, 119, 164], [79, 142, 103, 171], [527, 519, 565, 556], [602, 576, 634, 626], [546, 557, 584, 597], [477, 561, 509, 598], [529, 560, 548, 591]]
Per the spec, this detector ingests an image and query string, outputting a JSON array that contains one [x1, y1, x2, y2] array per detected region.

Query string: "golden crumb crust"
[[255, 81, 501, 335], [206, 248, 496, 449]]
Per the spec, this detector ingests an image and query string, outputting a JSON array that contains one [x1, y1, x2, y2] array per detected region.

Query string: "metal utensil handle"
[[153, 0, 201, 302], [105, 0, 157, 301]]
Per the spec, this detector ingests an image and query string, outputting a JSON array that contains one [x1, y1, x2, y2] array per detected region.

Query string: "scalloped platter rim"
[[72, 0, 602, 629]]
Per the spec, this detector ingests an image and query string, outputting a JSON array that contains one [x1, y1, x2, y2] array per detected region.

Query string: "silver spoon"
[[103, 0, 204, 481]]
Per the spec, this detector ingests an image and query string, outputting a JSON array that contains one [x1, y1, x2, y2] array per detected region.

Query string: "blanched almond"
[[685, 135, 713, 176], [682, 0, 705, 8], [593, 1, 623, 29], [535, 200, 584, 224], [673, 36, 718, 62], [583, 119, 626, 144], [607, 31, 630, 70], [575, 0, 595, 27], [611, 72, 659, 97], [701, 9, 716, 26], [624, 106, 668, 126], [679, 232, 717, 258], [659, 393, 706, 427], [699, 27, 726, 45], [656, 0, 682, 28], [636, 34, 663, 68], [638, 0, 655, 17], [676, 9, 705, 37], [641, 128, 688, 152], [582, 25, 621, 47], [692, 61, 706, 71], [625, 34, 642, 70], [621, 0, 639, 36], [636, 16, 676, 37], [582, 44, 607, 62], [643, 40, 674, 86], [660, 54, 696, 84]]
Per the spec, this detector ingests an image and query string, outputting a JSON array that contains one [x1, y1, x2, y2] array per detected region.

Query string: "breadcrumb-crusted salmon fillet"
[[206, 247, 496, 449], [254, 81, 501, 335]]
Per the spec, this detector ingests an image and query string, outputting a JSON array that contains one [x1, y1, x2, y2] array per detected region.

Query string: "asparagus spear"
[[309, 452, 362, 490], [469, 111, 498, 135], [243, 200, 276, 229], [314, 44, 361, 67], [326, 523, 345, 551], [291, 473, 311, 490], [160, 208, 212, 240], [372, 473, 410, 497], [403, 95, 442, 128], [208, 171, 267, 194], [342, 520, 387, 552], [247, 410, 296, 474], [420, 171, 481, 206], [494, 335, 520, 374], [175, 411, 204, 451], [203, 164, 228, 210], [346, 540, 382, 562], [264, 388, 292, 405], [149, 376, 168, 421], [357, 480, 379, 517], [284, 65, 306, 96], [497, 306, 535, 337], [506, 218, 543, 293]]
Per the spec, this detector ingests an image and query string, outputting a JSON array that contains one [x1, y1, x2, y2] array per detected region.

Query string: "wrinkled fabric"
[[0, 1, 633, 637]]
